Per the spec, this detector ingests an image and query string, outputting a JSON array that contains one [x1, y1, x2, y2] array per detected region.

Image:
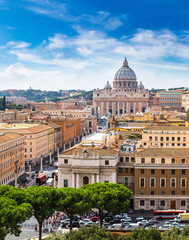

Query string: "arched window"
[[83, 176, 89, 185]]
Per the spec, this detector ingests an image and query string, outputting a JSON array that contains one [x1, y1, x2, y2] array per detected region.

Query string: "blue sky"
[[0, 0, 188, 90]]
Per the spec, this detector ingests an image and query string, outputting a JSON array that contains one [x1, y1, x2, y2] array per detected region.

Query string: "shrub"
[[118, 228, 161, 240], [46, 225, 114, 240]]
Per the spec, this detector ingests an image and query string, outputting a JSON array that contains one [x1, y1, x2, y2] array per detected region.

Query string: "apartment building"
[[134, 148, 189, 210], [142, 126, 189, 148], [157, 91, 182, 111], [0, 132, 25, 185], [0, 123, 55, 164]]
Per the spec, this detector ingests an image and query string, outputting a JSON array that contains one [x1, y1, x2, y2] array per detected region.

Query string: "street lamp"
[[29, 160, 33, 181], [15, 160, 19, 187], [40, 155, 43, 173]]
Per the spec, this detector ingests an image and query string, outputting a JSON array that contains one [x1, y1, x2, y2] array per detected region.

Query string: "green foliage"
[[81, 183, 132, 227], [118, 228, 161, 240], [46, 225, 114, 240], [56, 188, 92, 230], [0, 96, 6, 111], [25, 186, 59, 240], [186, 109, 189, 121], [0, 195, 32, 240], [162, 226, 189, 240]]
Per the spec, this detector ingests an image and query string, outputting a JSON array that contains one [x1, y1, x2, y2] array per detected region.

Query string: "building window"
[[105, 160, 109, 165], [140, 200, 145, 206], [124, 177, 128, 186], [171, 158, 175, 164], [161, 190, 165, 195], [141, 169, 144, 174], [140, 190, 144, 195], [178, 137, 180, 141], [64, 159, 68, 164], [171, 191, 175, 195], [150, 200, 155, 206], [181, 200, 186, 207], [171, 178, 176, 188], [181, 178, 186, 188], [181, 158, 186, 164], [155, 136, 158, 141], [183, 143, 186, 147], [181, 190, 185, 195], [171, 170, 175, 175], [182, 170, 186, 175], [161, 158, 165, 164], [172, 143, 175, 146], [161, 170, 165, 175], [120, 157, 123, 162], [161, 200, 165, 206], [183, 137, 186, 142], [166, 137, 169, 141], [172, 137, 175, 141], [131, 157, 135, 162], [150, 178, 155, 187], [140, 178, 145, 187], [161, 137, 163, 141], [118, 168, 123, 173], [125, 168, 128, 173], [161, 178, 166, 188], [130, 168, 134, 174], [30, 148, 32, 152], [125, 157, 129, 162], [64, 180, 68, 187], [141, 158, 145, 164], [151, 158, 155, 164], [149, 136, 152, 141], [151, 169, 155, 175], [151, 191, 155, 195]]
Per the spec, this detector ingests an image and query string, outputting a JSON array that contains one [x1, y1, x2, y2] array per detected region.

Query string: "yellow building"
[[0, 132, 25, 185], [0, 123, 55, 164]]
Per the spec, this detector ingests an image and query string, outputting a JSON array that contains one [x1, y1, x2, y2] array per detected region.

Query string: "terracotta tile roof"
[[147, 126, 189, 131], [0, 132, 23, 144], [61, 146, 118, 157], [0, 124, 53, 134], [136, 148, 189, 157]]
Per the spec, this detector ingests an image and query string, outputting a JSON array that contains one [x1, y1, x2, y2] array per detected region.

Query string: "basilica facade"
[[93, 58, 150, 115]]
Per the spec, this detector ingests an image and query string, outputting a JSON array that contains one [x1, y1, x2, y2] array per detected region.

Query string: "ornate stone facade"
[[93, 58, 150, 115]]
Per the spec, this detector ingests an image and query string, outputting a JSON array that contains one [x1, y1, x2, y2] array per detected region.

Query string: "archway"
[[83, 176, 89, 185]]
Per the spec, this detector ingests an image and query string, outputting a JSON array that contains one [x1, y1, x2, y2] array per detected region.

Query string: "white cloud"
[[0, 41, 31, 50]]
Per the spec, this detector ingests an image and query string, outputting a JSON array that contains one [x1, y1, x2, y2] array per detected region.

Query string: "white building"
[[58, 146, 118, 188]]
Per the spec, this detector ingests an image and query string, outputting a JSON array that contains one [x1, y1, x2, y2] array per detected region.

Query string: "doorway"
[[170, 200, 176, 209], [83, 176, 89, 185]]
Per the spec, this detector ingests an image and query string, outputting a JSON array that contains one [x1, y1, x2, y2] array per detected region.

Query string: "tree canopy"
[[81, 182, 132, 227], [56, 188, 92, 230], [0, 196, 32, 240]]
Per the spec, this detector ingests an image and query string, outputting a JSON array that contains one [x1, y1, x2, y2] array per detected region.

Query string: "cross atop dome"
[[123, 57, 128, 67]]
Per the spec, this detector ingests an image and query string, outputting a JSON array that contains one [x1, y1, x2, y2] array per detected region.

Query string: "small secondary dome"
[[114, 58, 136, 81], [104, 81, 112, 91]]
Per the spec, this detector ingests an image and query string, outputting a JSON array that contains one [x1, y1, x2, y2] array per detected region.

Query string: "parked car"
[[128, 209, 134, 214], [85, 222, 95, 227], [79, 219, 92, 226], [149, 218, 158, 224], [172, 222, 180, 228], [136, 216, 144, 222], [139, 220, 149, 226], [125, 223, 139, 230], [108, 224, 122, 229], [89, 216, 99, 222], [110, 219, 121, 225], [68, 221, 80, 228], [104, 216, 113, 222], [122, 217, 132, 222]]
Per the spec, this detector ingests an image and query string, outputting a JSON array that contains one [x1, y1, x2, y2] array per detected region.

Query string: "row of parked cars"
[[57, 213, 161, 231]]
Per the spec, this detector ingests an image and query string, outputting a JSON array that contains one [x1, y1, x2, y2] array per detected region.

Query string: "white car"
[[108, 224, 122, 229], [125, 223, 139, 230], [136, 216, 144, 222], [172, 222, 179, 228], [79, 219, 92, 226], [122, 217, 132, 222]]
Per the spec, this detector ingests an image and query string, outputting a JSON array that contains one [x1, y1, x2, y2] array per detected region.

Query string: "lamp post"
[[53, 172, 58, 188], [40, 155, 43, 173], [15, 160, 19, 187], [49, 149, 52, 165]]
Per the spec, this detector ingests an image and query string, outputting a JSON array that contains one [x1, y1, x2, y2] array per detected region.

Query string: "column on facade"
[[72, 173, 75, 188], [101, 102, 104, 114], [123, 102, 125, 114], [126, 102, 129, 113], [107, 102, 109, 114], [112, 102, 116, 115], [76, 174, 80, 188], [96, 174, 100, 182], [117, 102, 120, 115], [92, 174, 95, 184], [133, 102, 136, 113]]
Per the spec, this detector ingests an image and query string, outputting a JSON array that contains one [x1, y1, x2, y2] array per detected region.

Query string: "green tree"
[[0, 195, 32, 240], [46, 225, 114, 240], [25, 186, 59, 240], [118, 228, 161, 240], [81, 183, 132, 228], [56, 188, 92, 230], [187, 109, 189, 121]]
